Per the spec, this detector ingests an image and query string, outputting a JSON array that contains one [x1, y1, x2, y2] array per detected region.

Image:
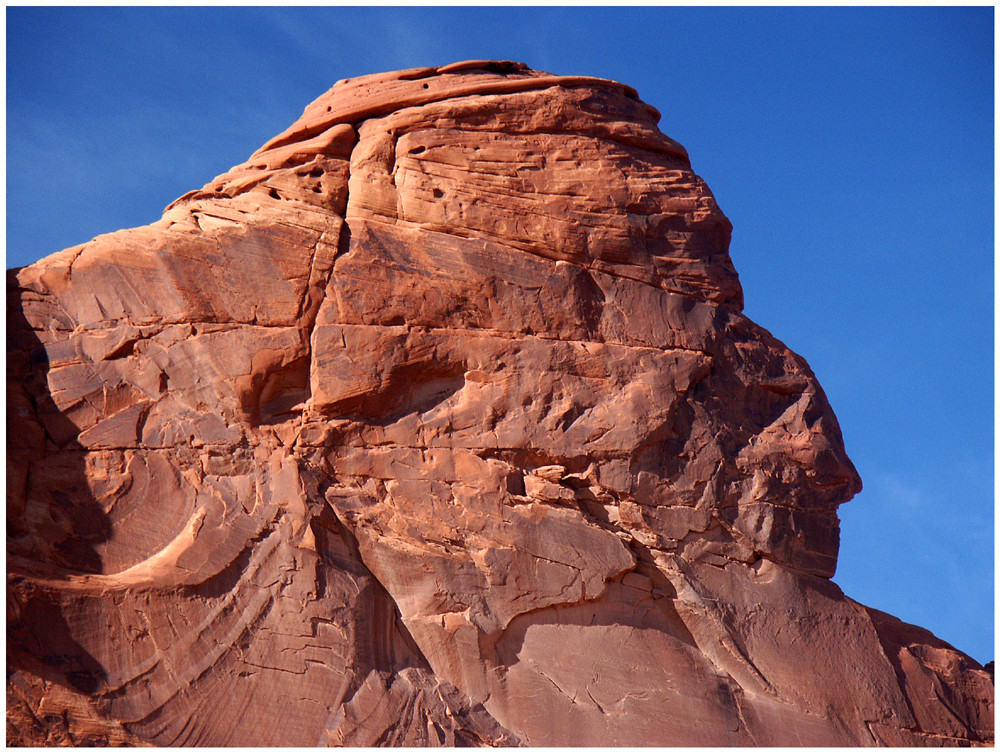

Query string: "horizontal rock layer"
[[7, 60, 993, 746]]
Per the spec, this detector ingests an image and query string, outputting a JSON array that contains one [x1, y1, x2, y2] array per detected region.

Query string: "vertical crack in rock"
[[7, 61, 994, 747]]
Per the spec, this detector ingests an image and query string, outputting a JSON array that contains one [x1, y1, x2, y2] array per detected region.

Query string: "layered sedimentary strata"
[[7, 61, 994, 746]]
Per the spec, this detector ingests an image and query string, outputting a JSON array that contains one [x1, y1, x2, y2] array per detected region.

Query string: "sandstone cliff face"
[[7, 61, 994, 746]]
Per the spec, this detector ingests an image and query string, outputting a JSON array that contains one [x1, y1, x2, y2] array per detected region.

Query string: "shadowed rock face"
[[7, 61, 993, 746]]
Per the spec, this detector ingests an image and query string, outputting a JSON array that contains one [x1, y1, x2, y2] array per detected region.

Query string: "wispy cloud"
[[867, 462, 993, 538], [870, 473, 927, 510]]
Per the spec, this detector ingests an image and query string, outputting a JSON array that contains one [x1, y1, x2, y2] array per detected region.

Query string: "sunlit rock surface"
[[7, 60, 994, 746]]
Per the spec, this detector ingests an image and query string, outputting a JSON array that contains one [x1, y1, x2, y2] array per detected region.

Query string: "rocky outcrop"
[[7, 60, 994, 746]]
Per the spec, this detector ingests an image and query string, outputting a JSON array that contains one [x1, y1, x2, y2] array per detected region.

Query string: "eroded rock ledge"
[[7, 60, 994, 746]]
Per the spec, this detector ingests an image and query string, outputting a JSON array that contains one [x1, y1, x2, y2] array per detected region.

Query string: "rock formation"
[[7, 60, 994, 746]]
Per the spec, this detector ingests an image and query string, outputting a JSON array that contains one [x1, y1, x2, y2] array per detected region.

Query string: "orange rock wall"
[[7, 61, 993, 746]]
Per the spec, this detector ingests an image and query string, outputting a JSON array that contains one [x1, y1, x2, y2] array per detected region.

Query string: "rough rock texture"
[[7, 61, 994, 746]]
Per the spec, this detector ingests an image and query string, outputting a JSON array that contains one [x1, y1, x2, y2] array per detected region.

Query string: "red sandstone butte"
[[7, 61, 994, 746]]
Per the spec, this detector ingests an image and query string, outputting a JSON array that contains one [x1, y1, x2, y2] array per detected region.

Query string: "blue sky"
[[7, 7, 994, 663]]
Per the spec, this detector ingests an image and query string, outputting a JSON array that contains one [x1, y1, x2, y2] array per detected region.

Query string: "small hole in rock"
[[422, 83, 429, 89], [432, 188, 444, 198], [309, 168, 324, 178], [488, 61, 522, 74], [269, 188, 280, 200], [409, 146, 427, 155]]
